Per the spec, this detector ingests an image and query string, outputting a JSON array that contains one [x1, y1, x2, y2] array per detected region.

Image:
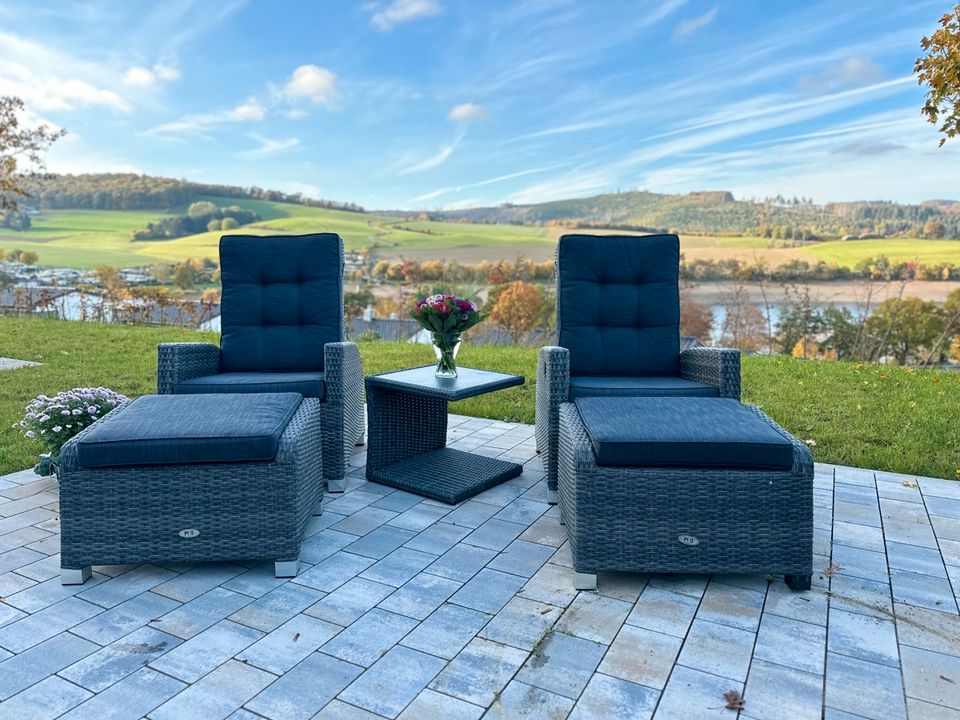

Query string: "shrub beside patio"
[[1, 315, 958, 479]]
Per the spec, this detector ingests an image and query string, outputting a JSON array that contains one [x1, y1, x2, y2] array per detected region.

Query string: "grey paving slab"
[[293, 551, 376, 593], [900, 644, 960, 711], [245, 651, 363, 720], [569, 672, 659, 720], [304, 577, 396, 626], [598, 623, 682, 690], [653, 664, 744, 720], [58, 666, 186, 720], [828, 607, 901, 668], [359, 547, 437, 587], [743, 658, 824, 720], [677, 618, 756, 682], [396, 689, 483, 720], [378, 571, 461, 620], [478, 595, 562, 651], [625, 585, 700, 637], [753, 613, 827, 675], [554, 590, 632, 645], [0, 596, 102, 652], [825, 652, 907, 720], [340, 645, 447, 718], [71, 590, 181, 645], [429, 636, 528, 706], [321, 607, 419, 667], [696, 580, 766, 632], [150, 659, 276, 720], [400, 602, 490, 659], [149, 619, 263, 683], [58, 625, 182, 692], [486, 680, 575, 719], [0, 632, 100, 700], [77, 565, 178, 608], [515, 630, 606, 699], [228, 581, 324, 632], [236, 613, 341, 674], [425, 542, 497, 582], [148, 586, 252, 640], [487, 538, 555, 578], [0, 674, 92, 720]]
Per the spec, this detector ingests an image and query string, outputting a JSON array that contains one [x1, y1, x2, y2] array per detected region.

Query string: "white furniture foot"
[[62, 566, 91, 585], [574, 572, 597, 591], [275, 559, 300, 578], [312, 499, 324, 516], [327, 478, 345, 493], [547, 489, 558, 505]]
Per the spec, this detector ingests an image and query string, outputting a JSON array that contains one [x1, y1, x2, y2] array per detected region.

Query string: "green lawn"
[[800, 238, 960, 267], [2, 317, 958, 480]]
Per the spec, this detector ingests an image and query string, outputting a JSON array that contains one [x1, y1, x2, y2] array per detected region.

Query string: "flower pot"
[[432, 332, 462, 378], [35, 453, 59, 478]]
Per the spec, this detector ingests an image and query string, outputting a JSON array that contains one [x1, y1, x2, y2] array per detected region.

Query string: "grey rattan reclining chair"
[[536, 233, 741, 503], [157, 233, 364, 492]]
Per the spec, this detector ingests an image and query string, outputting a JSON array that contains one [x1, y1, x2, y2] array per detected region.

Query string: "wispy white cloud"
[[798, 56, 884, 96], [123, 63, 180, 87], [0, 32, 131, 112], [146, 98, 266, 136], [673, 6, 717, 40], [280, 181, 321, 198], [366, 0, 442, 31], [409, 163, 567, 203], [448, 103, 488, 122], [238, 133, 300, 159], [397, 130, 465, 174]]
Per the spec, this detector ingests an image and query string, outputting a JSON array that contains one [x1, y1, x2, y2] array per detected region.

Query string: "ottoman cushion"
[[76, 393, 302, 468], [175, 371, 325, 400], [575, 397, 795, 470], [568, 375, 719, 399]]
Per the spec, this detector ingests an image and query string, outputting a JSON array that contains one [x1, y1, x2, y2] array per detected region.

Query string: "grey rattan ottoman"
[[58, 393, 322, 584], [558, 397, 813, 591]]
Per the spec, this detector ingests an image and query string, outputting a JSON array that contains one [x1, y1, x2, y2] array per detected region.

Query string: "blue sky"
[[1, 0, 957, 208]]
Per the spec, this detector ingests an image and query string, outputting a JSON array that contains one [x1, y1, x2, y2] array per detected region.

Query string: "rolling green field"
[[2, 198, 960, 269], [1, 317, 958, 480]]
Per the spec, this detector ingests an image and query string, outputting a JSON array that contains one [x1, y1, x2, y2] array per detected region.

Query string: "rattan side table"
[[365, 366, 525, 504]]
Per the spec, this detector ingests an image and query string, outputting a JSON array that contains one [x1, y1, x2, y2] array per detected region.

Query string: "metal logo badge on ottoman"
[[178, 528, 201, 538], [678, 534, 700, 546]]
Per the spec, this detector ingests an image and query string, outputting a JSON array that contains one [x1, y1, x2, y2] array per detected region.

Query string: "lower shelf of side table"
[[366, 447, 523, 504]]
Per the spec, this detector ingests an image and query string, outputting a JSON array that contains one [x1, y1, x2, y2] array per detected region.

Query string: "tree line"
[[130, 201, 259, 241], [17, 173, 364, 213]]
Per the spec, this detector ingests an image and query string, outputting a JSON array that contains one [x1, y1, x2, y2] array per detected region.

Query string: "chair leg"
[[547, 489, 559, 505], [574, 572, 597, 591], [785, 573, 811, 591], [275, 559, 300, 578], [327, 477, 345, 493], [312, 499, 324, 516], [62, 566, 91, 585]]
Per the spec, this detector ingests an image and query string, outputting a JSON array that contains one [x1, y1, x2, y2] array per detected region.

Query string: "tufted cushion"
[[568, 376, 719, 400], [557, 234, 680, 377], [219, 234, 343, 373], [575, 397, 795, 470], [75, 393, 302, 468], [175, 372, 325, 400]]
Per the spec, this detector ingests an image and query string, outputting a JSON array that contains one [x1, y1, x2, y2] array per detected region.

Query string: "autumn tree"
[[718, 284, 768, 351], [172, 262, 195, 290], [917, 6, 960, 145], [679, 291, 714, 343], [923, 219, 947, 238], [17, 250, 38, 265], [489, 281, 549, 344], [0, 96, 66, 212]]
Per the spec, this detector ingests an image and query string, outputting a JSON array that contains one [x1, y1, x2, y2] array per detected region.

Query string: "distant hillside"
[[20, 173, 364, 214], [412, 190, 960, 240]]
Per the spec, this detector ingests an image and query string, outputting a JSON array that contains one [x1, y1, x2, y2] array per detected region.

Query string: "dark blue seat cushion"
[[568, 376, 719, 400], [75, 393, 302, 468], [219, 234, 343, 373], [557, 234, 680, 377], [175, 372, 325, 400], [575, 397, 795, 470]]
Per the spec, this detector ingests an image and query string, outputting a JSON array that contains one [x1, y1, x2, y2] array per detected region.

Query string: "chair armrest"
[[157, 342, 221, 394], [535, 346, 570, 450], [680, 346, 741, 400], [324, 342, 364, 410]]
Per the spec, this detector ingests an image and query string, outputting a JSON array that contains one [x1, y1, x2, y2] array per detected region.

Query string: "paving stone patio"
[[1, 413, 960, 719]]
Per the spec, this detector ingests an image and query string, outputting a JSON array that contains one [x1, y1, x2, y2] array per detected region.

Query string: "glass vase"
[[432, 332, 462, 378]]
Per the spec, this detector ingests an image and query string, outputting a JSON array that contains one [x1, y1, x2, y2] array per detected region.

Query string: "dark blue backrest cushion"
[[220, 234, 343, 372], [557, 234, 680, 376]]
